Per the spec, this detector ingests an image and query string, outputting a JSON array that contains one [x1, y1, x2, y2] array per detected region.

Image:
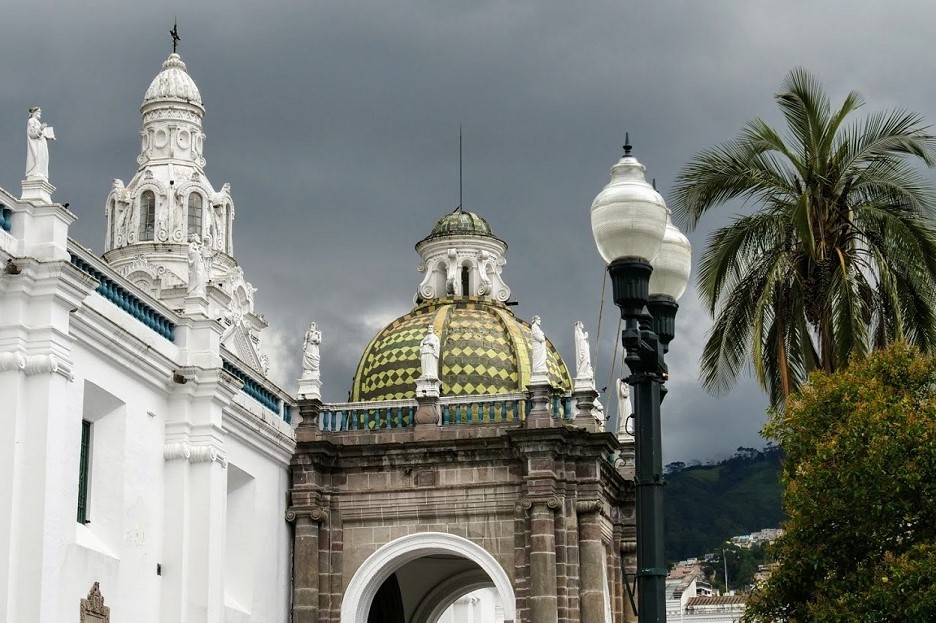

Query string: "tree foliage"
[[671, 68, 936, 406], [744, 343, 936, 622]]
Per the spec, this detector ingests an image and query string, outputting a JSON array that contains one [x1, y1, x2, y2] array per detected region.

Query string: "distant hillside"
[[663, 445, 784, 563]]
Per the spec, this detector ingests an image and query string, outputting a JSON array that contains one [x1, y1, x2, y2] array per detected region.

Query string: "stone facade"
[[289, 392, 637, 623]]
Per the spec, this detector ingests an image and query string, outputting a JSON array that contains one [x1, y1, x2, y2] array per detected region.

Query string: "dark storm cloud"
[[4, 1, 935, 461]]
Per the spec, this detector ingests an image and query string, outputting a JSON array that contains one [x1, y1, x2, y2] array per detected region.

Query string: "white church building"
[[1, 50, 296, 622], [1, 40, 644, 623]]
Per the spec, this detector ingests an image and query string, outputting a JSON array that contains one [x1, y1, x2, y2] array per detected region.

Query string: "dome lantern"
[[414, 208, 511, 303]]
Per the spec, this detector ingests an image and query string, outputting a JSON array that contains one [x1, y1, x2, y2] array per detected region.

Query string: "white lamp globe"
[[649, 216, 692, 301], [591, 146, 668, 264]]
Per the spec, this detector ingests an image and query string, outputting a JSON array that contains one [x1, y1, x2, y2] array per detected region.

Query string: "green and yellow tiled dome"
[[351, 296, 571, 402], [424, 208, 495, 240]]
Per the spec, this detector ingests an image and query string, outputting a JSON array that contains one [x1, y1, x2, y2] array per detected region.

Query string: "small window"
[[77, 420, 91, 524], [461, 266, 470, 296], [139, 191, 155, 241], [188, 193, 203, 238]]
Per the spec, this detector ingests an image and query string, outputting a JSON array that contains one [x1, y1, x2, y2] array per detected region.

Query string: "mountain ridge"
[[663, 445, 784, 563]]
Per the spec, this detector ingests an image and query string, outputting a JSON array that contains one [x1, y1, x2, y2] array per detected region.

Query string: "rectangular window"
[[77, 420, 91, 524]]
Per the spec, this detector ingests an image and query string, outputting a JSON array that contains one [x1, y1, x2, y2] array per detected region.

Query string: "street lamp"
[[591, 138, 691, 623]]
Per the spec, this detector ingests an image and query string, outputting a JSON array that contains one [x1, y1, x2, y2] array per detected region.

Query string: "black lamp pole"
[[609, 257, 677, 623]]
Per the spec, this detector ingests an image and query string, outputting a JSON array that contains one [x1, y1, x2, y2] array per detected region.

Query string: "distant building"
[[666, 574, 746, 622]]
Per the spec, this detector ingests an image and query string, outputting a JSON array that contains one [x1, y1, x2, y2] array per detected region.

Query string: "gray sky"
[[3, 1, 933, 462]]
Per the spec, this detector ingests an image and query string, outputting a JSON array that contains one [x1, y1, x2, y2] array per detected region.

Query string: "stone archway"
[[341, 532, 516, 623]]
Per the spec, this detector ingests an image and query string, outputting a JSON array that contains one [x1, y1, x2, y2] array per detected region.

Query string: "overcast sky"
[[3, 1, 933, 462]]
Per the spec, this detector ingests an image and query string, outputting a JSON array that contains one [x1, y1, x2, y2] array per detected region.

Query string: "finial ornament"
[[623, 132, 632, 156], [170, 20, 180, 53]]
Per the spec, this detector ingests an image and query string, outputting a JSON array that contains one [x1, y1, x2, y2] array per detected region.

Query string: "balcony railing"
[[222, 357, 293, 423], [319, 392, 574, 432], [69, 253, 176, 342]]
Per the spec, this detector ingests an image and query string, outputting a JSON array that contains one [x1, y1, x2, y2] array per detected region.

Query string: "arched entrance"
[[341, 532, 516, 623]]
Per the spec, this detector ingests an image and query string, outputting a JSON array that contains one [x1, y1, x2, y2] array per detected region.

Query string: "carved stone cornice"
[[285, 505, 328, 523]]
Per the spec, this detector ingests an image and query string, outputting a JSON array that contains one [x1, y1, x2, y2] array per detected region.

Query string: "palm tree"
[[671, 68, 936, 406]]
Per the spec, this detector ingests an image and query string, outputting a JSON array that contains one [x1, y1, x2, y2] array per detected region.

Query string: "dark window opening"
[[461, 266, 470, 296], [77, 420, 91, 524]]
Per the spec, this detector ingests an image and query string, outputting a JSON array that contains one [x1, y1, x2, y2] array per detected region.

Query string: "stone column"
[[577, 501, 606, 623], [524, 497, 560, 623], [287, 506, 327, 623]]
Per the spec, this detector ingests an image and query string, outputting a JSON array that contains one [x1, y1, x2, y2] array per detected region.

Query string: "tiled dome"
[[351, 297, 571, 401], [426, 208, 494, 239]]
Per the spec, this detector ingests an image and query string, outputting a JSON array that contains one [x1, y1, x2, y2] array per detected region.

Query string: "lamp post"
[[591, 138, 691, 622]]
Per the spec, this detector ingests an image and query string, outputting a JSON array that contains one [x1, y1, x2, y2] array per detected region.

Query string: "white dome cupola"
[[104, 49, 237, 286], [138, 52, 206, 171], [414, 207, 511, 303]]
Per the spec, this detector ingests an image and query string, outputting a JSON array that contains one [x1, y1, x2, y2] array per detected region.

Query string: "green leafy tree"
[[744, 343, 936, 622], [671, 68, 936, 405]]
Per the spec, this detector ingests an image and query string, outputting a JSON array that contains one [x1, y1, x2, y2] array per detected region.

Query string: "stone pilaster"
[[286, 506, 328, 623], [577, 500, 606, 623], [524, 497, 560, 623]]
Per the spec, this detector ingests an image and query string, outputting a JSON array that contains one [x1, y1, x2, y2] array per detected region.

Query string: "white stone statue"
[[302, 322, 322, 379], [530, 315, 548, 380], [574, 321, 593, 379], [186, 236, 210, 298], [26, 107, 54, 181], [420, 326, 441, 379], [617, 379, 633, 438]]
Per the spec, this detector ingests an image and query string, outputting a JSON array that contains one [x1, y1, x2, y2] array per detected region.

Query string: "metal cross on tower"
[[170, 21, 180, 53]]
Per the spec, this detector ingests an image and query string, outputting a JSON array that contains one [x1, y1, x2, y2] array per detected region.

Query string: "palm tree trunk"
[[776, 296, 792, 401]]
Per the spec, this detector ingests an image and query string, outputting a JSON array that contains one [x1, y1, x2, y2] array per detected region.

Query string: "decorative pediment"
[[221, 320, 264, 375], [80, 582, 110, 623]]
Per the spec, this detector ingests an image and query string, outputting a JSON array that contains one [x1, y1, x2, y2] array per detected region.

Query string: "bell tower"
[[101, 41, 269, 375]]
